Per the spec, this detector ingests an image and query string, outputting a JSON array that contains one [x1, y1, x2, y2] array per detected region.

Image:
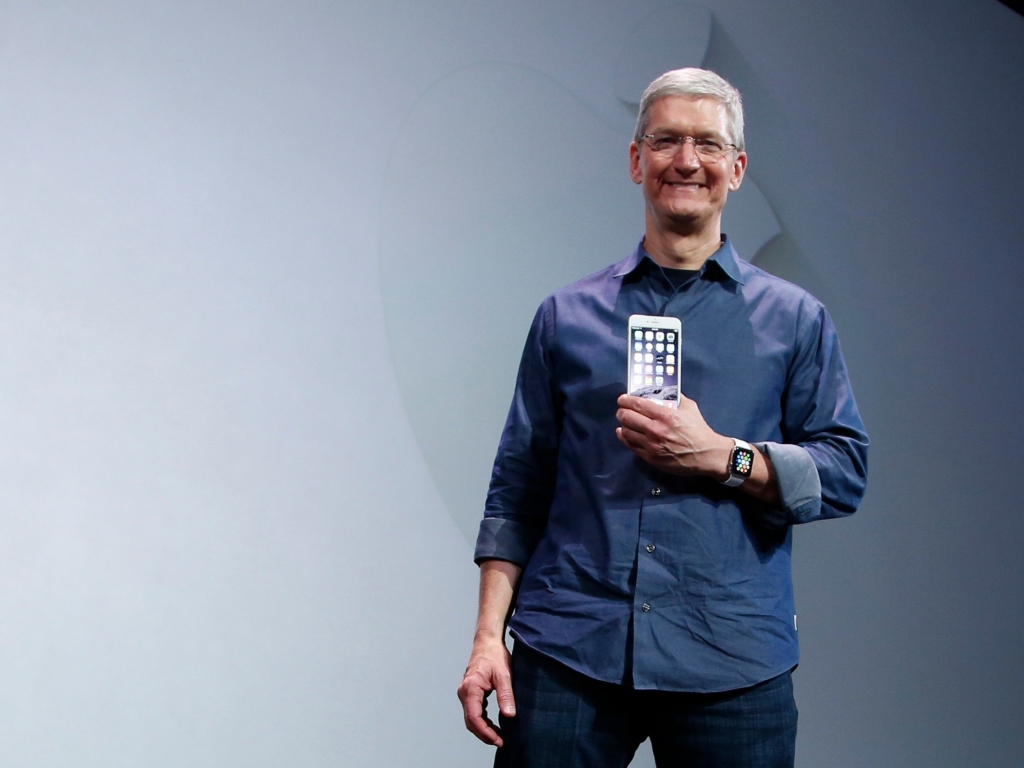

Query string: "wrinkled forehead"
[[645, 95, 731, 138]]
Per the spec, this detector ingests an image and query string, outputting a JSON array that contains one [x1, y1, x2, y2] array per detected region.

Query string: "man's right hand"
[[457, 636, 516, 746], [458, 559, 523, 747]]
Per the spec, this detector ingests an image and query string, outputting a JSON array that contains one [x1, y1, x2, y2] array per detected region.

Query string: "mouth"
[[664, 180, 705, 190]]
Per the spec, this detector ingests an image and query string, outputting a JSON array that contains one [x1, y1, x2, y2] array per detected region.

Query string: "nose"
[[673, 138, 702, 170]]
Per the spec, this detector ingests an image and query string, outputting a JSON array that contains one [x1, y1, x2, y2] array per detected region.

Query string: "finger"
[[614, 397, 671, 434], [617, 393, 650, 413], [616, 406, 656, 434], [617, 427, 655, 461], [618, 408, 673, 445], [616, 425, 641, 447], [494, 670, 517, 717], [619, 394, 674, 423], [460, 683, 503, 746]]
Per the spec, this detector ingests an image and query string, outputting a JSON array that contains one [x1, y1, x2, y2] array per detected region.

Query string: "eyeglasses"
[[640, 134, 738, 162]]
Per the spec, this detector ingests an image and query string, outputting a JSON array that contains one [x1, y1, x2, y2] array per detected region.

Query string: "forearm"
[[699, 434, 781, 507], [737, 444, 780, 506], [474, 559, 523, 643], [614, 394, 787, 510], [459, 559, 524, 746]]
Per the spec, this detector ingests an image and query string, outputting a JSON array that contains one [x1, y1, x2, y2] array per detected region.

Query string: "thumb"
[[494, 671, 517, 717]]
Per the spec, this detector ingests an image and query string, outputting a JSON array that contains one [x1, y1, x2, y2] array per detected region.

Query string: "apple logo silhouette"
[[377, 6, 813, 545]]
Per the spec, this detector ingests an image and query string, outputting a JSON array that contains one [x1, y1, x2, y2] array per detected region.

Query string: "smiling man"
[[457, 68, 868, 768]]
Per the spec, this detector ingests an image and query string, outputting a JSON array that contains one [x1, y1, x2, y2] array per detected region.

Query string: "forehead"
[[646, 95, 729, 137]]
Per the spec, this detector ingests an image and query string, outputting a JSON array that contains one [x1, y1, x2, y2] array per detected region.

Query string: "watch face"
[[732, 447, 754, 477]]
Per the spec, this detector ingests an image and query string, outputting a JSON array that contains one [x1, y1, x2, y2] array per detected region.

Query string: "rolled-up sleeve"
[[474, 300, 562, 565], [767, 302, 868, 526], [755, 441, 821, 524]]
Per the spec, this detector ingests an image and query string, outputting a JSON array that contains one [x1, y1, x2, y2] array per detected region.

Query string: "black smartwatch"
[[722, 439, 755, 487]]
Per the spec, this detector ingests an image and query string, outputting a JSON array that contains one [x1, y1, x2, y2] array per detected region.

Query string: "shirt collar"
[[612, 235, 746, 285]]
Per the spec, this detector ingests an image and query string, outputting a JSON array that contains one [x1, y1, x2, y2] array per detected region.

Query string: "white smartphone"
[[626, 314, 682, 408]]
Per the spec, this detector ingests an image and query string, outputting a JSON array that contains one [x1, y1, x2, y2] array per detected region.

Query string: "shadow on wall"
[[378, 4, 835, 543], [378, 63, 638, 541]]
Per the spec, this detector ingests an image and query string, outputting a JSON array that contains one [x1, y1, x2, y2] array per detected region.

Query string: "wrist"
[[473, 625, 507, 646], [703, 434, 735, 482], [719, 437, 755, 487]]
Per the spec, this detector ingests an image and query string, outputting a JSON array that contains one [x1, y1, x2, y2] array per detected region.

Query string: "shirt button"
[[641, 603, 651, 612], [646, 543, 656, 553], [651, 487, 661, 497]]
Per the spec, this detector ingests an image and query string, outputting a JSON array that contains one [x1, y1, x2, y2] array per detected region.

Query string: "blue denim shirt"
[[474, 237, 869, 693]]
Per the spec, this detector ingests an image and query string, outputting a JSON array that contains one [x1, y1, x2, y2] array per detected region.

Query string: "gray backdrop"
[[0, 1, 1021, 766]]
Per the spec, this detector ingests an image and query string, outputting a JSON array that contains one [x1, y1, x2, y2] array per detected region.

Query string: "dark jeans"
[[494, 643, 797, 768]]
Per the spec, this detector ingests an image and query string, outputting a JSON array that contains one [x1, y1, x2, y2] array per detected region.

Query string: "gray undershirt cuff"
[[755, 441, 822, 524], [474, 517, 540, 566]]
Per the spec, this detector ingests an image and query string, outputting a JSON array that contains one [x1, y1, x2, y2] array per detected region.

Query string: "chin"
[[656, 195, 711, 217], [660, 204, 706, 221], [658, 209, 713, 232]]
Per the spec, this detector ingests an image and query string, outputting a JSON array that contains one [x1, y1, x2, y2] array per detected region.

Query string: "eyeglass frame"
[[639, 133, 740, 162]]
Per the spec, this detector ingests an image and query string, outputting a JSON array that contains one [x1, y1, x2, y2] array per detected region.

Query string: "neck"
[[642, 215, 723, 270]]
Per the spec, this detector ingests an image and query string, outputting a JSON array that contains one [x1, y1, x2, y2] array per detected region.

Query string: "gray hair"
[[632, 68, 745, 151]]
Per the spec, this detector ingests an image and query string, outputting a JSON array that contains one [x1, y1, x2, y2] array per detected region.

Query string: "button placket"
[[637, 486, 662, 623]]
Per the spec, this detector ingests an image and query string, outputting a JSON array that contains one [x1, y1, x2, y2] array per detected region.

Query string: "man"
[[457, 68, 868, 768]]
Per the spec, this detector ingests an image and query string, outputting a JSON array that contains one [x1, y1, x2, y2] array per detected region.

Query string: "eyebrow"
[[649, 129, 725, 140]]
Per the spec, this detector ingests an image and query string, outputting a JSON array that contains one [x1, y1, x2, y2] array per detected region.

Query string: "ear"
[[728, 150, 748, 191], [629, 142, 643, 185]]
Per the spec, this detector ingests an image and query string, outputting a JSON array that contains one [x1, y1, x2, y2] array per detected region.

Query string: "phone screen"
[[628, 321, 680, 407]]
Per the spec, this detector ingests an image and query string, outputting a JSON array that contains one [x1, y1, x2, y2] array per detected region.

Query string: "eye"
[[695, 138, 724, 152], [650, 136, 678, 152]]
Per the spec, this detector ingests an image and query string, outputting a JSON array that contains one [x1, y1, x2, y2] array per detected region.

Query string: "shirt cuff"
[[474, 517, 541, 566], [756, 442, 822, 524]]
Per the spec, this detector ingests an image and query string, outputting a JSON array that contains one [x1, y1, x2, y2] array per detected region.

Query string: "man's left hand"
[[615, 393, 732, 478]]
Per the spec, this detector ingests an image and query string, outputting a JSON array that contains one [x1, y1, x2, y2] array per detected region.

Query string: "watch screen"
[[732, 448, 754, 477]]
